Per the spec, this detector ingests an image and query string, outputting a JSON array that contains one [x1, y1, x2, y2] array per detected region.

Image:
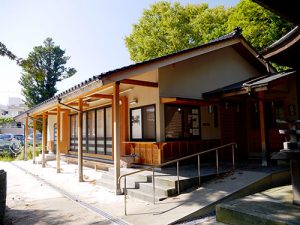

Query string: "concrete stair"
[[96, 166, 231, 203]]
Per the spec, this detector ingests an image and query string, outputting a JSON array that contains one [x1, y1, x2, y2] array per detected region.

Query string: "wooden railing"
[[124, 139, 220, 166]]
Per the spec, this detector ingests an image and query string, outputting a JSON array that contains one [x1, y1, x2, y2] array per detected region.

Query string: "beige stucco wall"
[[158, 46, 262, 141], [158, 46, 261, 99], [126, 69, 163, 141], [47, 114, 66, 152]]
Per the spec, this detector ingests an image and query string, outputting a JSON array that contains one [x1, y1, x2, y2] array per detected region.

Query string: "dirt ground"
[[1, 162, 116, 225]]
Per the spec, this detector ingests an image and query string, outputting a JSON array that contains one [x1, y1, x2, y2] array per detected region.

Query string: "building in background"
[[0, 97, 27, 134]]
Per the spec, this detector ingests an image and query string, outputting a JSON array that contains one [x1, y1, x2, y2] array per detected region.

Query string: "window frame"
[[164, 104, 201, 141], [130, 104, 156, 142], [69, 105, 112, 155]]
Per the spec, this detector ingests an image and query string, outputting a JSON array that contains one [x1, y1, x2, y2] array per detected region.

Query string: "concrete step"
[[138, 182, 177, 197], [216, 199, 300, 225], [126, 189, 167, 202], [97, 174, 148, 191]]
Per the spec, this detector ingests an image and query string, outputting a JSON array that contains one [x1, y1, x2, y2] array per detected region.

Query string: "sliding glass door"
[[70, 106, 112, 156]]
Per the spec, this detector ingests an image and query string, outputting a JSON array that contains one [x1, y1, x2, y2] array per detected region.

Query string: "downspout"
[[57, 98, 82, 112]]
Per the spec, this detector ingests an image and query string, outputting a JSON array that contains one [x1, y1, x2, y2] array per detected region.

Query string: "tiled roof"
[[15, 28, 243, 119], [262, 26, 299, 54], [203, 70, 296, 98]]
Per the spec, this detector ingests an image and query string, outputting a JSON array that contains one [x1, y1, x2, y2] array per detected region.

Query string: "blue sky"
[[0, 0, 239, 105]]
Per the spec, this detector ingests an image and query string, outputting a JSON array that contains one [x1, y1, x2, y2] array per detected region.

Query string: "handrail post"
[[177, 161, 180, 194], [152, 167, 155, 205], [232, 144, 235, 170], [198, 155, 201, 187], [124, 176, 127, 216], [216, 150, 219, 176]]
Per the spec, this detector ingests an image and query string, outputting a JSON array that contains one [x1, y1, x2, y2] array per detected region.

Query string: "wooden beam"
[[69, 102, 89, 107], [49, 108, 70, 112], [113, 82, 121, 194], [120, 79, 158, 88], [88, 94, 113, 99], [24, 116, 29, 161], [42, 113, 47, 168], [258, 92, 268, 166], [78, 98, 83, 182], [56, 106, 61, 173], [33, 118, 36, 164], [46, 112, 57, 115]]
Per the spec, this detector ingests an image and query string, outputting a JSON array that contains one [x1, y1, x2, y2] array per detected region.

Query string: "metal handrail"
[[118, 142, 237, 215]]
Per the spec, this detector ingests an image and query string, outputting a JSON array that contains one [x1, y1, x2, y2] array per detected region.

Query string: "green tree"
[[125, 1, 293, 63], [227, 0, 293, 51], [125, 2, 230, 62], [19, 38, 76, 108], [0, 41, 17, 61]]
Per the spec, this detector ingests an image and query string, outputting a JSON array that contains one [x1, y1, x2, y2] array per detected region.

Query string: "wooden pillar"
[[258, 93, 268, 166], [113, 82, 121, 194], [32, 118, 36, 164], [78, 98, 83, 182], [56, 106, 61, 173], [24, 116, 29, 161], [42, 112, 47, 168]]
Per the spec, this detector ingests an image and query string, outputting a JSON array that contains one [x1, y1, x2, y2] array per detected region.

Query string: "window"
[[130, 105, 156, 141], [96, 109, 105, 154], [69, 106, 112, 155], [70, 114, 78, 151], [87, 111, 95, 153], [105, 107, 112, 155], [82, 112, 87, 152], [165, 105, 200, 140]]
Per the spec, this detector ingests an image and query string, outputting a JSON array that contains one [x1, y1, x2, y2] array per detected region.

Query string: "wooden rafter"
[[88, 93, 113, 99], [120, 79, 158, 87], [68, 102, 89, 107]]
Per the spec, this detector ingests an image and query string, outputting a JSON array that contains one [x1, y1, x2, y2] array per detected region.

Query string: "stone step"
[[126, 189, 167, 202], [216, 199, 300, 225]]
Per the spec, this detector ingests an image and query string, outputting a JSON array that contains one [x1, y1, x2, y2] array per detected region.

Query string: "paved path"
[[0, 160, 288, 225], [1, 162, 127, 225]]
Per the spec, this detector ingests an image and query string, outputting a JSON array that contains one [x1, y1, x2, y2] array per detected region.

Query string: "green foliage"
[[0, 150, 14, 162], [125, 0, 293, 64], [0, 117, 15, 126], [16, 145, 41, 161], [125, 2, 230, 62], [0, 41, 17, 60], [19, 38, 76, 108], [227, 0, 293, 51]]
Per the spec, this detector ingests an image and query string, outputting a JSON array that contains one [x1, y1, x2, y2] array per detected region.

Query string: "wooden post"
[[258, 93, 268, 166], [42, 112, 47, 168], [33, 118, 36, 164], [24, 116, 29, 161], [56, 106, 61, 173], [113, 82, 121, 194], [78, 98, 83, 182]]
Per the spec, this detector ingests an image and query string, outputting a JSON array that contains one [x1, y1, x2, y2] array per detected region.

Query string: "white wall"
[[158, 46, 262, 141], [159, 46, 261, 98], [47, 115, 56, 141], [126, 69, 163, 141]]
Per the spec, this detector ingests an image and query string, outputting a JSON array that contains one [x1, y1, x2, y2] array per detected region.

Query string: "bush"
[[0, 150, 14, 162], [16, 145, 41, 161]]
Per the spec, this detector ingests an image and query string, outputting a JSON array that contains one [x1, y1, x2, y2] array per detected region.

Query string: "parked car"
[[28, 133, 42, 146], [0, 133, 21, 154], [13, 134, 25, 146]]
